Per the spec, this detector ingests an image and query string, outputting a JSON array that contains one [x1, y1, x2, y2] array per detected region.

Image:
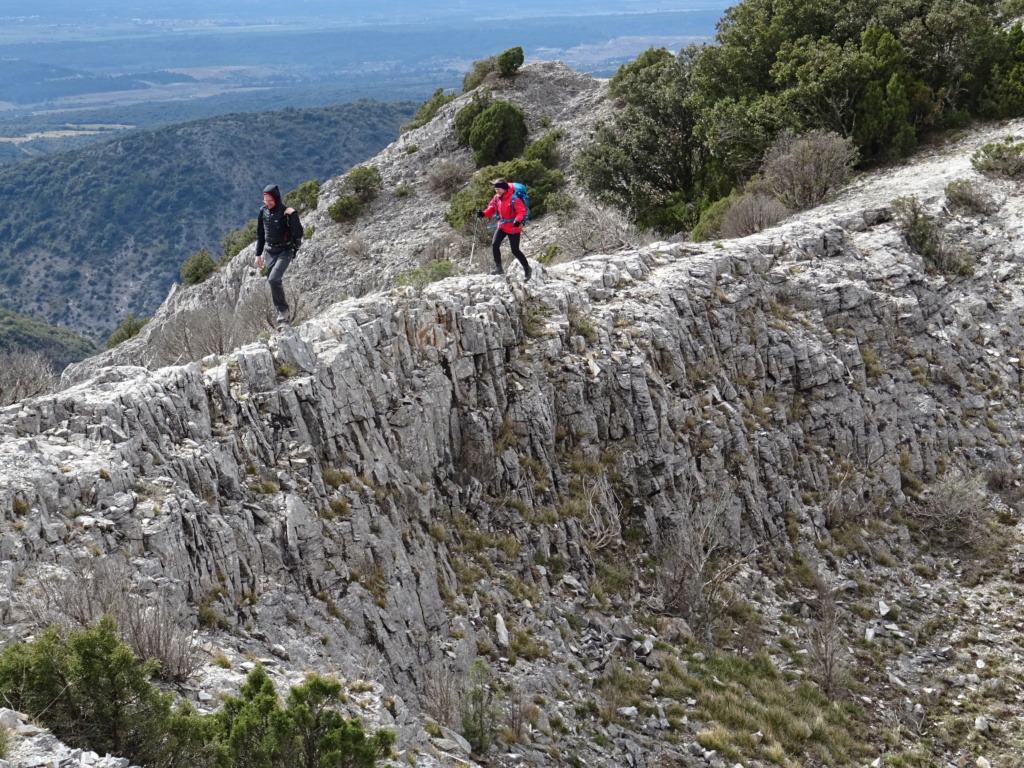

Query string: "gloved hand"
[[476, 210, 485, 218], [513, 220, 523, 227]]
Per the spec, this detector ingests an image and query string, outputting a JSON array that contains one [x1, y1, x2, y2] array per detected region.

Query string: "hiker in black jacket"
[[255, 184, 302, 327]]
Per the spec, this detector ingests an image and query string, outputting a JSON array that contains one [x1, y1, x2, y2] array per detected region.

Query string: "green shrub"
[[219, 666, 395, 768], [972, 138, 1024, 177], [405, 144, 418, 153], [891, 196, 941, 260], [393, 260, 459, 290], [944, 178, 997, 215], [575, 48, 704, 233], [691, 192, 741, 242], [979, 39, 1024, 119], [343, 166, 383, 203], [401, 88, 457, 133], [524, 130, 561, 169], [462, 56, 497, 93], [394, 181, 415, 197], [180, 248, 218, 286], [221, 218, 258, 258], [197, 603, 226, 630], [283, 179, 320, 211], [329, 194, 362, 223], [454, 89, 493, 146], [468, 101, 528, 167], [497, 46, 525, 77], [446, 158, 565, 231], [461, 658, 498, 754], [106, 314, 149, 349], [576, 0, 1024, 232], [0, 617, 212, 768], [891, 195, 974, 276]]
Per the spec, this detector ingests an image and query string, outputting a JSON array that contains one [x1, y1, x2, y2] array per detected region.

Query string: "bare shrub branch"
[[760, 129, 858, 210], [421, 658, 466, 728], [554, 202, 646, 262], [417, 233, 470, 266], [18, 558, 201, 683], [806, 592, 849, 700], [719, 193, 790, 238], [503, 686, 532, 744], [234, 288, 275, 338], [824, 461, 868, 529], [655, 491, 752, 645], [578, 475, 621, 550], [906, 471, 990, 549], [346, 233, 372, 260], [147, 286, 296, 366], [0, 350, 58, 406], [429, 159, 475, 199]]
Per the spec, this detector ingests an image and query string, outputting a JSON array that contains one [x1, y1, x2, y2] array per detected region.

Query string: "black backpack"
[[261, 207, 304, 248]]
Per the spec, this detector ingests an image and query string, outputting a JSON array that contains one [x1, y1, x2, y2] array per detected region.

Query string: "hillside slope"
[[68, 61, 616, 374], [0, 99, 415, 339], [0, 306, 99, 367], [4, 64, 1024, 767]]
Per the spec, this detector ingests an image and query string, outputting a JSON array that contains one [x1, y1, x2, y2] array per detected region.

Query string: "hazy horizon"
[[0, 0, 730, 153]]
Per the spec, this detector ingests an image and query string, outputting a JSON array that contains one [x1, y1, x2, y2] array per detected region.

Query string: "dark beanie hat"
[[493, 181, 509, 191]]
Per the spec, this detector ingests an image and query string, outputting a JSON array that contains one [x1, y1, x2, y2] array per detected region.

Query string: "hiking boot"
[[276, 310, 291, 327], [490, 264, 504, 275], [524, 264, 532, 282]]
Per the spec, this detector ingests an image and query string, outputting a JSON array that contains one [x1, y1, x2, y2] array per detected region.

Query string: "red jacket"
[[482, 187, 526, 234]]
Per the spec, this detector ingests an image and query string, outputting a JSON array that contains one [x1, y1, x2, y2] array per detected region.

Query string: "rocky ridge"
[[65, 61, 616, 379], [6, 65, 1024, 767]]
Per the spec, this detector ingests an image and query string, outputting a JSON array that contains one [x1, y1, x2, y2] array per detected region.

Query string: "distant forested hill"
[[0, 306, 100, 369], [0, 99, 415, 338], [0, 81, 444, 165]]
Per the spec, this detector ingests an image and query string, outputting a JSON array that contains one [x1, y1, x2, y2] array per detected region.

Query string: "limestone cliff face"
[[5, 201, 1021, 656], [7, 63, 1024, 768]]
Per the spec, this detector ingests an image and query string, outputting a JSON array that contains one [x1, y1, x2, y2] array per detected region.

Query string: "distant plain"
[[0, 0, 728, 155]]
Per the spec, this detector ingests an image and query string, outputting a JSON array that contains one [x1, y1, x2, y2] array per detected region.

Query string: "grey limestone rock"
[[8, 62, 1024, 768]]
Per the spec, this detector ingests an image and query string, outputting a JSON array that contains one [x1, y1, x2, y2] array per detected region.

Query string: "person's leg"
[[508, 233, 531, 280], [491, 230, 507, 274], [265, 251, 291, 318]]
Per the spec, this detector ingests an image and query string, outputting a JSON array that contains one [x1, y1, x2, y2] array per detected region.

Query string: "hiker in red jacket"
[[477, 178, 531, 281]]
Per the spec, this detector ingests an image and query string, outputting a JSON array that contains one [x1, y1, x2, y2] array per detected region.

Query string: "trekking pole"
[[469, 217, 480, 270]]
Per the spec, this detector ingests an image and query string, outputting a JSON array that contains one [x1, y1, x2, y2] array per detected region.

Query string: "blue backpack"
[[496, 182, 530, 225], [510, 182, 530, 222]]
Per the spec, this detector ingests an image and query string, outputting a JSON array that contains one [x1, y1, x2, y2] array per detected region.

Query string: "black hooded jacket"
[[256, 184, 303, 257]]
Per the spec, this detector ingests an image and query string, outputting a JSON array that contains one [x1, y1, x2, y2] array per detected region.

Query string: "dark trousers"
[[492, 230, 528, 272], [264, 248, 292, 314]]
